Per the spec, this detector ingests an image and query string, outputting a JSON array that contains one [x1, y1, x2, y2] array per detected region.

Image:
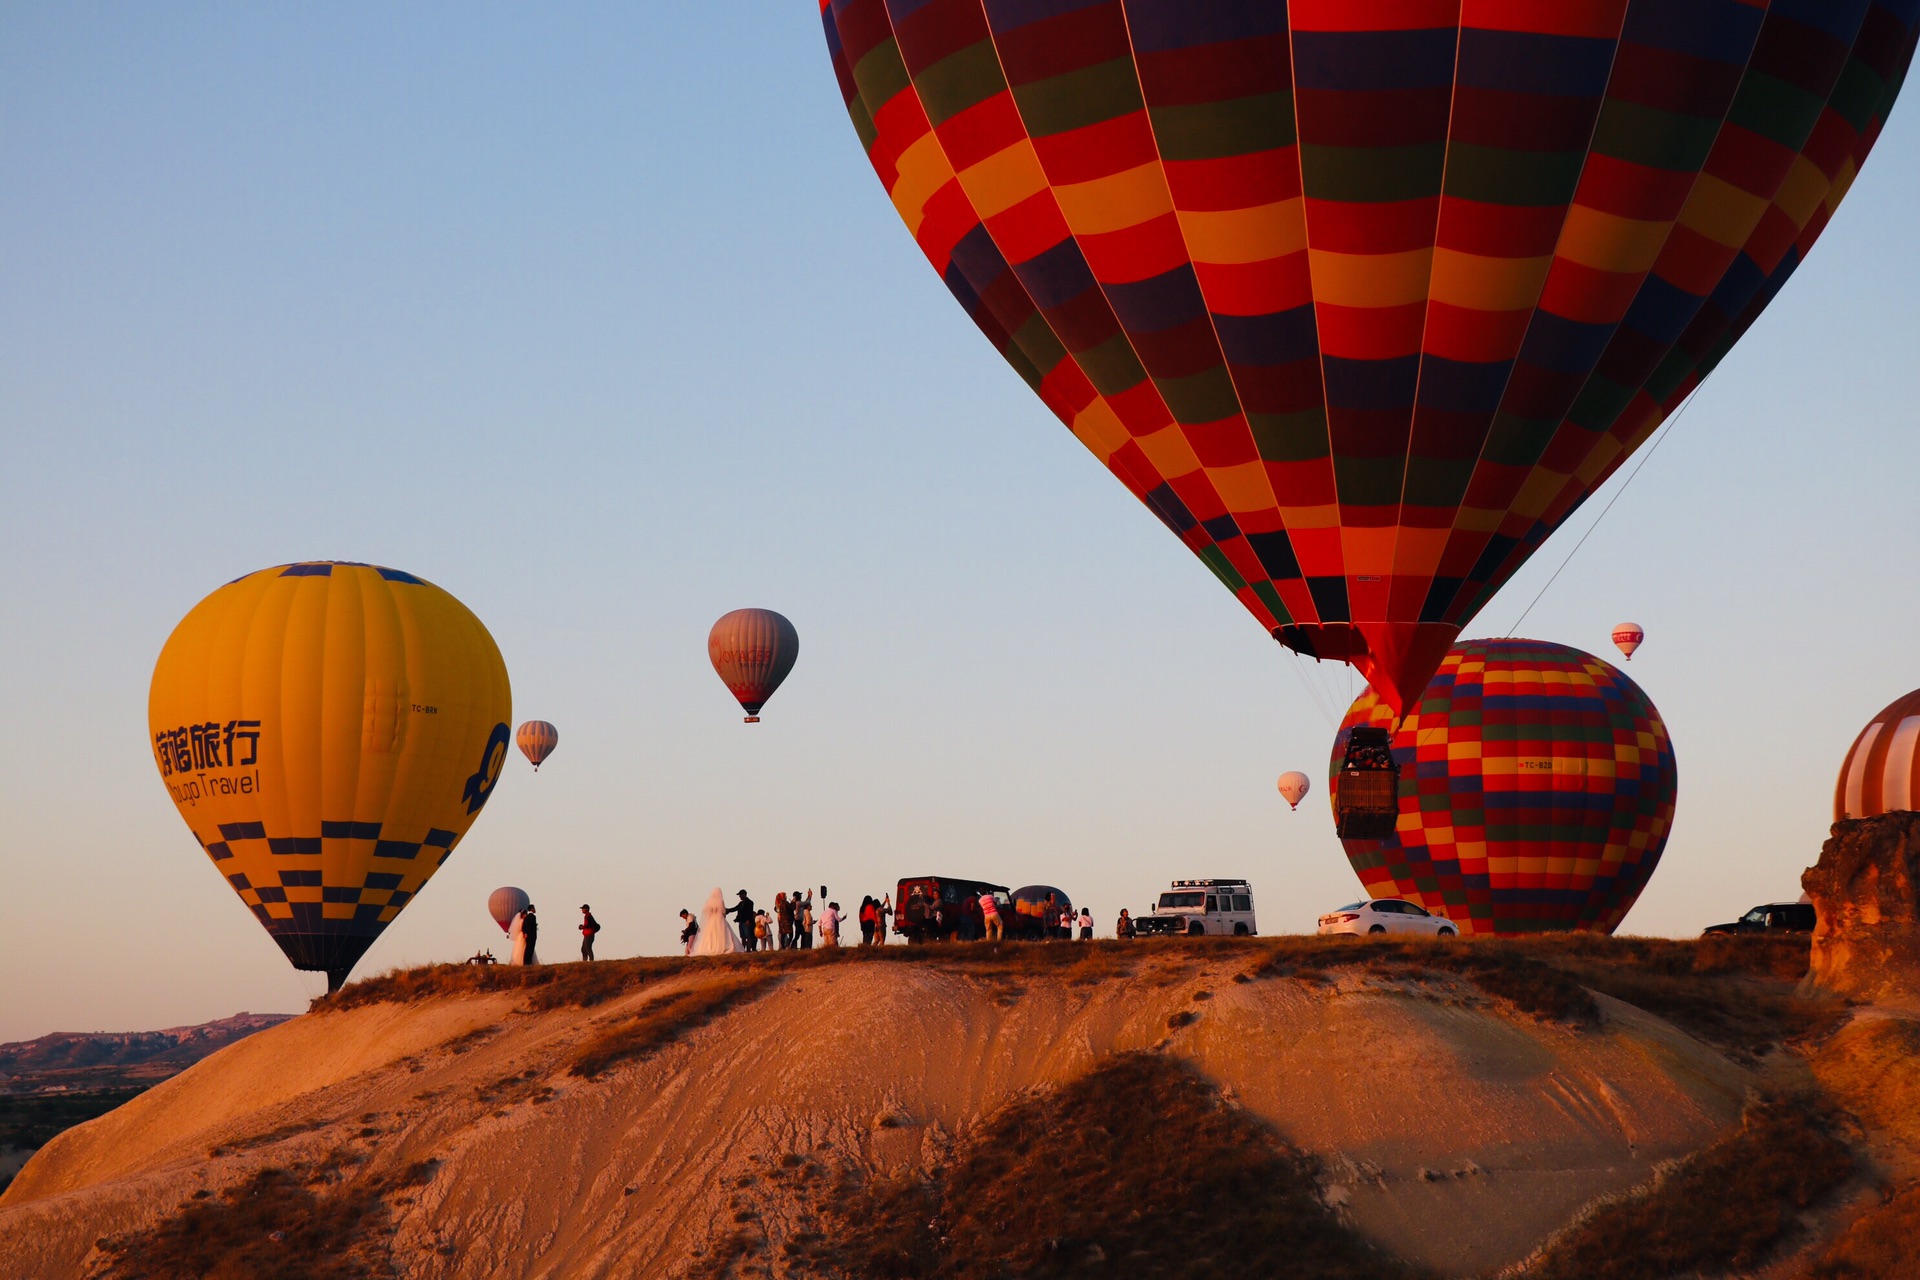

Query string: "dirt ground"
[[0, 939, 1779, 1279]]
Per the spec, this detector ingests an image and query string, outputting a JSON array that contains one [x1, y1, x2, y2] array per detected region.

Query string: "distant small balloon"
[[709, 609, 799, 723], [516, 720, 558, 770], [489, 886, 530, 935], [1276, 771, 1311, 811], [1612, 624, 1645, 661]]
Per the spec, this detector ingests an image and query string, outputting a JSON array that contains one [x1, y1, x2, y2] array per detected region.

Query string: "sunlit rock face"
[[1805, 814, 1920, 1006]]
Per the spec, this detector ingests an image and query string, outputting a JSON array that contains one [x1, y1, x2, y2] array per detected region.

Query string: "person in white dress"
[[693, 887, 742, 956], [508, 910, 528, 965]]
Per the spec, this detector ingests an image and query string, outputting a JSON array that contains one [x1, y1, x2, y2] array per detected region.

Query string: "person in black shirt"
[[521, 905, 540, 965], [579, 905, 601, 961], [732, 891, 758, 953]]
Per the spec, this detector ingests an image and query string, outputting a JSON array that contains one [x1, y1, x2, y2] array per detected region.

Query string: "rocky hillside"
[[0, 937, 1842, 1279]]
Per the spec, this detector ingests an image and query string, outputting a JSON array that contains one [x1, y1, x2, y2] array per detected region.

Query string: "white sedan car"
[[1317, 898, 1457, 938]]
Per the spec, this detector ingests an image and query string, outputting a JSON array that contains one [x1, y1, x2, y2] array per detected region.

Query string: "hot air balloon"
[[516, 720, 559, 770], [1329, 639, 1676, 936], [1612, 624, 1645, 661], [1276, 771, 1311, 811], [489, 885, 531, 934], [819, 1, 1917, 718], [1835, 690, 1920, 820], [149, 562, 512, 992], [708, 609, 798, 723]]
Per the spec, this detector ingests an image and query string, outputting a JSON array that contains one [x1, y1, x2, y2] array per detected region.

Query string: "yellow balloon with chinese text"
[[148, 562, 511, 991]]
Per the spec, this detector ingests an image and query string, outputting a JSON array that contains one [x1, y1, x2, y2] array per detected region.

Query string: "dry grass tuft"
[[790, 1052, 1427, 1279], [1524, 1094, 1854, 1280], [95, 1157, 437, 1279], [316, 934, 1828, 1063], [1240, 933, 1831, 1055], [1250, 937, 1599, 1024], [316, 939, 1150, 1015], [568, 972, 778, 1079], [1807, 1184, 1920, 1279]]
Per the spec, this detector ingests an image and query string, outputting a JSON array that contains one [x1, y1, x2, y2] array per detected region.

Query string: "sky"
[[5, 4, 1920, 1041]]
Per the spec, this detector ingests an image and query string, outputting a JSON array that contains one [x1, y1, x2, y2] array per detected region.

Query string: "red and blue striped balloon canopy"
[[819, 0, 1919, 715], [1331, 638, 1678, 936]]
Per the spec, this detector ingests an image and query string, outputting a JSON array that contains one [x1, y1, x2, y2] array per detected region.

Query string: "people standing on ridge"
[[755, 909, 771, 952], [877, 893, 892, 945], [797, 894, 815, 949], [819, 900, 842, 947], [580, 904, 601, 961], [775, 892, 792, 950], [509, 909, 528, 965], [1116, 909, 1133, 939], [979, 890, 1002, 943], [1078, 906, 1094, 941], [521, 904, 540, 965], [680, 909, 699, 955], [732, 891, 758, 953], [859, 896, 877, 946]]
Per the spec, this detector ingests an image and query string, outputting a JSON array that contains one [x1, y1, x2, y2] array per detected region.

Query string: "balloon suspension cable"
[[1286, 649, 1341, 729], [1506, 385, 1702, 639]]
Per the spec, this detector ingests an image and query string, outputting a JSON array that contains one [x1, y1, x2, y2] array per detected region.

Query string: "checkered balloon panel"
[[817, 0, 1919, 717], [1330, 639, 1677, 936]]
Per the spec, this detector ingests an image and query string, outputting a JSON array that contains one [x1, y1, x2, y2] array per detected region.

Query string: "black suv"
[[1702, 902, 1815, 935]]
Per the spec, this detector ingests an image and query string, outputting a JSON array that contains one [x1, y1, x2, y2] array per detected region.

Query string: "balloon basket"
[[1334, 726, 1401, 841], [743, 715, 760, 724]]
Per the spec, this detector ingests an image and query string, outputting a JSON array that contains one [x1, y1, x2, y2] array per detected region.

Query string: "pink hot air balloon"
[[1612, 624, 1645, 661], [516, 720, 559, 770], [708, 609, 799, 724], [1276, 772, 1310, 811], [488, 886, 530, 935]]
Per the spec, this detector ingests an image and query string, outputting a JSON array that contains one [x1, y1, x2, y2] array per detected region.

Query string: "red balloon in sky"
[[709, 609, 799, 723]]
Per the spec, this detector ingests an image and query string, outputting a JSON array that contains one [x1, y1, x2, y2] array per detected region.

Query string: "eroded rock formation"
[[1804, 812, 1920, 1006]]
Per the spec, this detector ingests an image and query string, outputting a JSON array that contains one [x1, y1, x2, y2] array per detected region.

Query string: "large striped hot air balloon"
[[708, 609, 800, 723], [1330, 639, 1677, 936], [150, 563, 512, 991], [818, 0, 1918, 717], [1835, 690, 1920, 820]]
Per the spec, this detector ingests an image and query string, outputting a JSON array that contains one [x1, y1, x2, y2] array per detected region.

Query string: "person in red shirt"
[[579, 904, 601, 961]]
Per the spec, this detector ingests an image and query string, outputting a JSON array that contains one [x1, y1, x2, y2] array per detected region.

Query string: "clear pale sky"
[[5, 5, 1920, 1040]]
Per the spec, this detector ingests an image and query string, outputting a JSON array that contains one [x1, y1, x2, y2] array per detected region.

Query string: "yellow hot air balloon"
[[148, 562, 512, 992]]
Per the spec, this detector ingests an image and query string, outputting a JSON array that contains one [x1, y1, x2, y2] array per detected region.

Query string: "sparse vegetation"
[[569, 971, 778, 1079], [1524, 1095, 1855, 1280], [96, 1158, 438, 1280], [788, 1052, 1427, 1280], [0, 1088, 145, 1155], [1242, 933, 1832, 1054]]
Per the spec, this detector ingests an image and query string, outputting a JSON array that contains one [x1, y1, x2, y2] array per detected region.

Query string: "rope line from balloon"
[[1505, 384, 1702, 638]]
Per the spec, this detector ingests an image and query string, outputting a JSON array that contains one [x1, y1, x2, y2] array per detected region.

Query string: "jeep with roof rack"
[[1130, 879, 1257, 937]]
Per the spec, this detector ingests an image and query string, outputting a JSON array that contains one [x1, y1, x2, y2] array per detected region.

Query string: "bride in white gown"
[[693, 887, 741, 956]]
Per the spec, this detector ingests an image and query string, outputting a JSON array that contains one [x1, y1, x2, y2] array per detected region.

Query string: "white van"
[[1132, 879, 1257, 937]]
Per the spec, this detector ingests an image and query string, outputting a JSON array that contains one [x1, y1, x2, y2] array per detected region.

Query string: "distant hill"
[[0, 1013, 295, 1092]]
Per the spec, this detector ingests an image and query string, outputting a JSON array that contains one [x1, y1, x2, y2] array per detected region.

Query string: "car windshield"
[[1159, 892, 1205, 909], [1743, 907, 1768, 924]]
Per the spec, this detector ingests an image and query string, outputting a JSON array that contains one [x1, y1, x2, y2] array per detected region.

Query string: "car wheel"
[[1437, 927, 1456, 938], [1233, 923, 1250, 936], [1367, 925, 1386, 935], [1188, 922, 1206, 937]]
